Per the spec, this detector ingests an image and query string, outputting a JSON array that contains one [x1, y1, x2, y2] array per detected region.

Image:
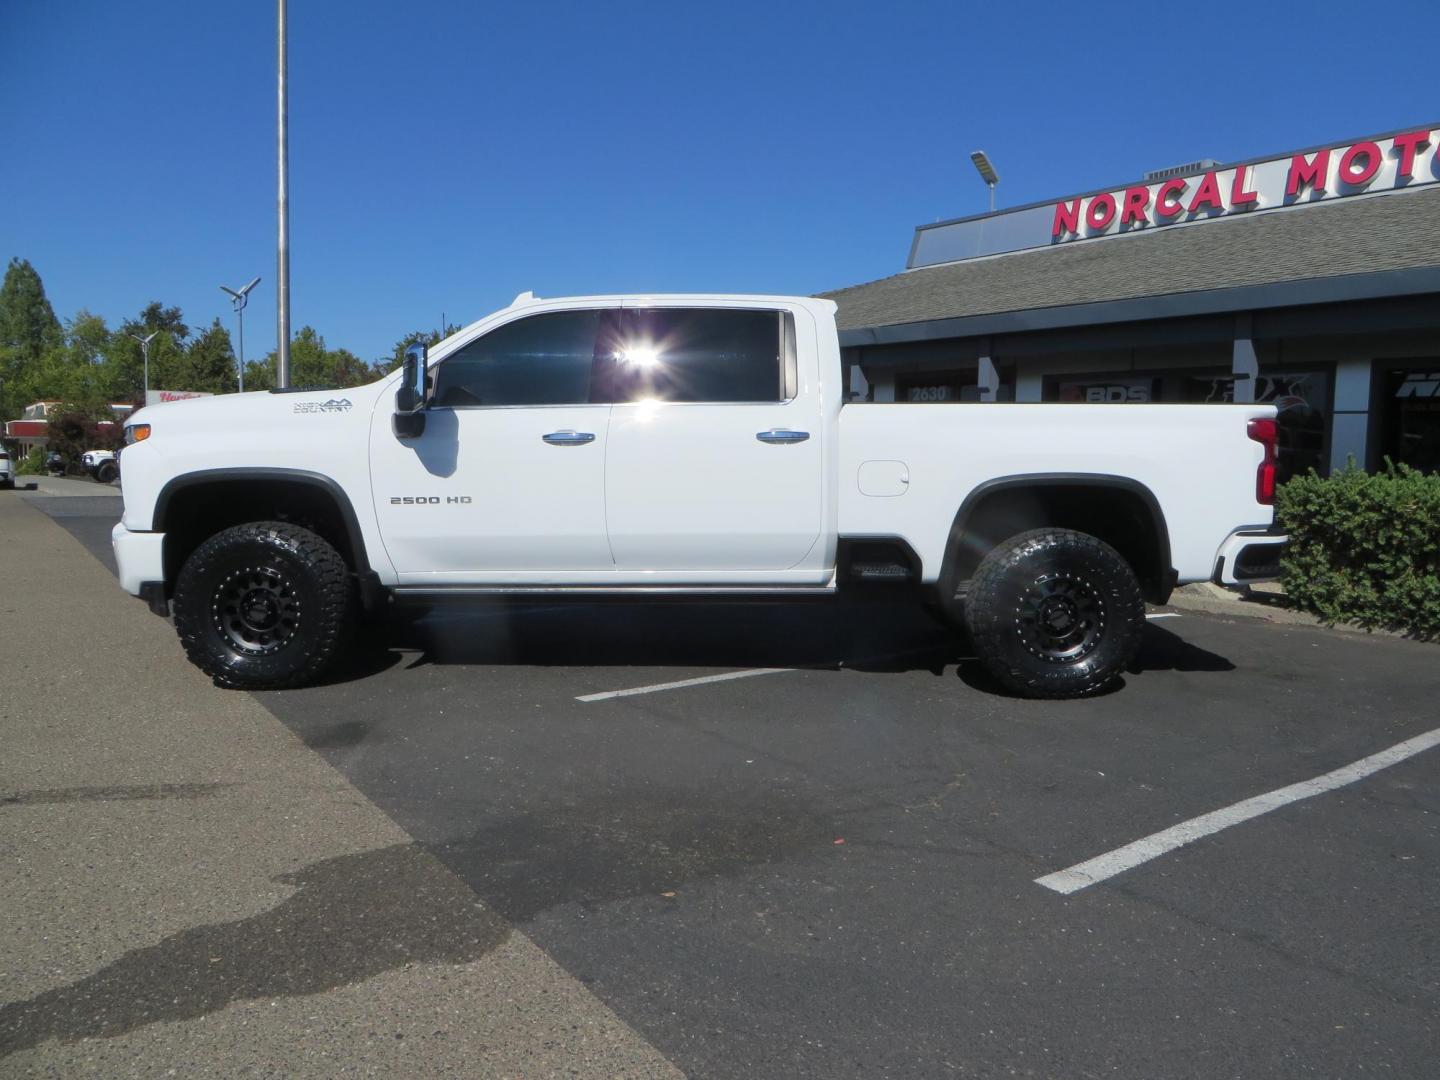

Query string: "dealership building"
[[826, 124, 1440, 480]]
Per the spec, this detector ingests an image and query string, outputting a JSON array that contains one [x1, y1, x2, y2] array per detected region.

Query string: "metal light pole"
[[220, 277, 261, 392], [970, 150, 999, 212], [129, 331, 159, 400], [276, 0, 291, 388]]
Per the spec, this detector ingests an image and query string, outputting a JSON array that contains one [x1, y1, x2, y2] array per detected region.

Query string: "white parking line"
[[1036, 725, 1440, 895], [1145, 612, 1181, 619], [576, 667, 795, 702]]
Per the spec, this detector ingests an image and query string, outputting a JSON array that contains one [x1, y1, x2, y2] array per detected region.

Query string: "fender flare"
[[152, 467, 372, 575], [942, 472, 1174, 599]]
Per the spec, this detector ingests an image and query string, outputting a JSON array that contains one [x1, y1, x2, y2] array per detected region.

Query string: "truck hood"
[[127, 380, 393, 433]]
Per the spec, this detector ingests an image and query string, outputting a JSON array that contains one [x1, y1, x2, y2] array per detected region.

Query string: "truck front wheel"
[[173, 521, 354, 690], [95, 461, 118, 484], [964, 528, 1144, 699]]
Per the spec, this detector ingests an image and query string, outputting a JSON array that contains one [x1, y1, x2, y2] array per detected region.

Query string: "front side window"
[[605, 308, 790, 404], [430, 310, 603, 408]]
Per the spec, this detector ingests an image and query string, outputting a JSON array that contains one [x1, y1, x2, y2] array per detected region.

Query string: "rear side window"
[[606, 308, 790, 404], [430, 310, 603, 407]]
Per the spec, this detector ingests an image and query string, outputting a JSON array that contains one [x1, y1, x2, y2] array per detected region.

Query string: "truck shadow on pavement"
[[327, 602, 1235, 698], [0, 844, 510, 1057]]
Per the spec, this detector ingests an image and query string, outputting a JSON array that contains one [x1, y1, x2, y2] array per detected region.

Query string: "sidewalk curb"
[[1164, 583, 1414, 641]]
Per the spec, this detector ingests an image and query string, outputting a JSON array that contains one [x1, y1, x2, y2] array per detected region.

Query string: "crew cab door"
[[369, 307, 615, 579], [601, 305, 825, 574]]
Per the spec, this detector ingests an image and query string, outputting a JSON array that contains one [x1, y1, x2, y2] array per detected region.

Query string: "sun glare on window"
[[616, 345, 661, 368]]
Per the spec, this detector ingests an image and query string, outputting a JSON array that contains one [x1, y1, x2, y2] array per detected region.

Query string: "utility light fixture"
[[220, 277, 262, 393], [129, 331, 159, 397], [970, 150, 999, 211]]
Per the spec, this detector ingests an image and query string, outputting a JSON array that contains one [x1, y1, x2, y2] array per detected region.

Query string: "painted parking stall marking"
[[577, 667, 795, 702], [1037, 725, 1440, 895]]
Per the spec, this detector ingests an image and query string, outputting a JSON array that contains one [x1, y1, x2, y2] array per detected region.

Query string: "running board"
[[390, 583, 839, 599]]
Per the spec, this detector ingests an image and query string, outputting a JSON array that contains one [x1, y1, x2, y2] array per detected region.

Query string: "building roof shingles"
[[821, 186, 1440, 332]]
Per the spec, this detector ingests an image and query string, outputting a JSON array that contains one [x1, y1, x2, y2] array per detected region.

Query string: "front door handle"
[[542, 430, 596, 445], [756, 428, 810, 444]]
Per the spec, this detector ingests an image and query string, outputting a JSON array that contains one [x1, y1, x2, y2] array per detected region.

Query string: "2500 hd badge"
[[390, 495, 473, 504]]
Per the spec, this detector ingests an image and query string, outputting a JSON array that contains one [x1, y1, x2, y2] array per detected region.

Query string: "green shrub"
[[16, 446, 45, 475], [1276, 462, 1440, 640]]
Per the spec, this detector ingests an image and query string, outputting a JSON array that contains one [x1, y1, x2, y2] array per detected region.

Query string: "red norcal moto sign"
[[1052, 129, 1437, 241]]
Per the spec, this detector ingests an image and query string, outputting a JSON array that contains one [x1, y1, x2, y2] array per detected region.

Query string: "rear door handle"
[[756, 428, 810, 444], [542, 430, 596, 446]]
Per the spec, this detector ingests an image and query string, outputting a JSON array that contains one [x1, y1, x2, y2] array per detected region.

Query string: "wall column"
[[1016, 370, 1044, 402], [870, 370, 896, 403], [1329, 357, 1374, 473], [1232, 314, 1258, 404]]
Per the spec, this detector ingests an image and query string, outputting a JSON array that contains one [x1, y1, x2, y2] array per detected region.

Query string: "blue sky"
[[3, 0, 1436, 364]]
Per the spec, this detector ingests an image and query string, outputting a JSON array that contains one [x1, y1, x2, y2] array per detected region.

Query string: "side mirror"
[[393, 342, 429, 439]]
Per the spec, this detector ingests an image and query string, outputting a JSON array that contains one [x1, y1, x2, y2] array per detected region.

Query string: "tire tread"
[[172, 521, 352, 690], [964, 527, 1145, 699]]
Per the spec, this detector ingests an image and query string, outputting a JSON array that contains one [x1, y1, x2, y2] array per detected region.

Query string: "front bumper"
[[1212, 529, 1288, 586], [112, 523, 166, 601]]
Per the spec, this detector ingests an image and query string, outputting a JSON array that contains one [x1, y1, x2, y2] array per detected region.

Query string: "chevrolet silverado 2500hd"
[[111, 293, 1285, 698]]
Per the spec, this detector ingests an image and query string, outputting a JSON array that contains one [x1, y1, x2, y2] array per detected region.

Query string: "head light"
[[124, 423, 151, 445]]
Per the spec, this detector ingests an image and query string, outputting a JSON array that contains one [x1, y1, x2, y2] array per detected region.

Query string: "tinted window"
[[431, 310, 602, 407], [608, 309, 784, 404]]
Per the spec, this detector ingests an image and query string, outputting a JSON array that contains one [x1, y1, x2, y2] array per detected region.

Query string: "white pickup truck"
[[112, 293, 1285, 698]]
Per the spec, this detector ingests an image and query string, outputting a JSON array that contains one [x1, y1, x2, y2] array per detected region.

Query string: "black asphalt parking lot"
[[40, 496, 1440, 1078]]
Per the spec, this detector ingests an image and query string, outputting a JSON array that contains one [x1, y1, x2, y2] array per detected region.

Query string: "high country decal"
[[293, 398, 353, 414]]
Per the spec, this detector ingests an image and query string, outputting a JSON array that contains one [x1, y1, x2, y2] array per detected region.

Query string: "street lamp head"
[[970, 150, 999, 188], [221, 277, 262, 311]]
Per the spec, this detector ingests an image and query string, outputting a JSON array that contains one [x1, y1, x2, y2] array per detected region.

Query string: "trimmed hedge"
[[1276, 462, 1440, 640]]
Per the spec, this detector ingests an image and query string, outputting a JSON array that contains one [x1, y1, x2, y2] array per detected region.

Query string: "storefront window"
[[1055, 377, 1158, 403], [1381, 367, 1440, 472], [896, 370, 1013, 402], [1186, 372, 1329, 480]]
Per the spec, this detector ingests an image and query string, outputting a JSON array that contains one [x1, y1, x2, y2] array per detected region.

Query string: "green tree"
[[244, 326, 384, 392], [388, 323, 462, 370], [110, 302, 192, 401], [183, 319, 238, 394], [0, 257, 64, 418], [30, 311, 117, 415]]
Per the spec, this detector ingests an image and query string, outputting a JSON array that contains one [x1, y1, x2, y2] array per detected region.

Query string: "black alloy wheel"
[[964, 528, 1145, 699], [172, 521, 354, 690]]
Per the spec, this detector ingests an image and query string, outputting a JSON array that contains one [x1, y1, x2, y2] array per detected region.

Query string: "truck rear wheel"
[[964, 528, 1144, 699], [173, 521, 354, 690]]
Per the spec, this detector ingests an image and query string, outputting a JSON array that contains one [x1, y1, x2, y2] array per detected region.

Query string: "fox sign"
[[1052, 129, 1438, 241]]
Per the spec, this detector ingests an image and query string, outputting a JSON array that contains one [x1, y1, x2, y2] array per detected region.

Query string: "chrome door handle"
[[542, 430, 596, 445], [756, 428, 810, 444]]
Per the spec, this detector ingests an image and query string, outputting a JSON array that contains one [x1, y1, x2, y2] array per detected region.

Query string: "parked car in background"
[[0, 448, 14, 488], [46, 451, 65, 477], [82, 449, 119, 484]]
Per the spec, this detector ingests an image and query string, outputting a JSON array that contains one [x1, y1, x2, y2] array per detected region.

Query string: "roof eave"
[[836, 265, 1440, 348]]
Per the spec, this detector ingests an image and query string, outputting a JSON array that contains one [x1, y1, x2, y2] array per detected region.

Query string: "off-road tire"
[[95, 461, 118, 484], [173, 521, 354, 690], [964, 528, 1144, 699]]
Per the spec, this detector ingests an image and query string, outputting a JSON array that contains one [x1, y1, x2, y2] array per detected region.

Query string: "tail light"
[[1247, 418, 1278, 505]]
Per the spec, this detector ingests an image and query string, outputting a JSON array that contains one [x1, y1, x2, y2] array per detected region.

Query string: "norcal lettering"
[[1051, 129, 1436, 241]]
